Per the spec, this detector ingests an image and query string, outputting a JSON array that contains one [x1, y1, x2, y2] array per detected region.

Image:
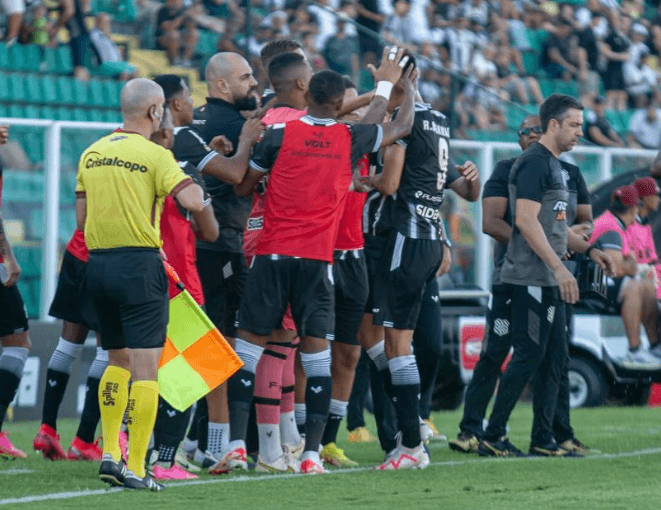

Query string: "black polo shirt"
[[193, 97, 253, 253]]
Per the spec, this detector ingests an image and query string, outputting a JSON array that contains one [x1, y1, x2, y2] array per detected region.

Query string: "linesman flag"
[[158, 262, 243, 412]]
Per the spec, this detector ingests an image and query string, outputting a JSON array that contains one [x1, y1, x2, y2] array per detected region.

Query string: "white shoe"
[[193, 449, 218, 469], [420, 419, 433, 444], [621, 349, 661, 369], [649, 343, 661, 359], [256, 448, 300, 473], [376, 444, 430, 471], [180, 438, 198, 460], [283, 438, 305, 460], [209, 446, 249, 475], [300, 457, 328, 475]]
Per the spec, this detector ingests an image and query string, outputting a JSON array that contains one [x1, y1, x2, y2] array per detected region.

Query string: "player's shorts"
[[605, 276, 631, 314], [86, 249, 168, 351], [0, 280, 29, 338], [372, 231, 443, 330], [330, 249, 368, 345], [238, 255, 333, 339], [49, 251, 99, 331], [363, 233, 388, 314], [245, 254, 296, 332], [196, 249, 248, 338]]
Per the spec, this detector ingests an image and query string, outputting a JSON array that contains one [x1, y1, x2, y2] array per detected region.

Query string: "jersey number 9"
[[437, 138, 449, 191]]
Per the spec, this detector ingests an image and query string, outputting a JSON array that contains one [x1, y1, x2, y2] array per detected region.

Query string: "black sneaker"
[[448, 432, 479, 454], [99, 454, 127, 487], [478, 438, 527, 457], [529, 442, 583, 457], [123, 470, 164, 491], [559, 438, 600, 455]]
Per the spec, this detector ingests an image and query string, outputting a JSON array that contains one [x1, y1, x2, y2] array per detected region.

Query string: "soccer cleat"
[[180, 437, 197, 460], [284, 438, 305, 460], [347, 427, 377, 443], [376, 444, 430, 470], [68, 436, 103, 461], [118, 430, 128, 462], [448, 432, 480, 454], [559, 438, 600, 455], [209, 447, 249, 475], [256, 450, 300, 473], [33, 424, 68, 460], [529, 443, 582, 457], [152, 464, 199, 480], [478, 438, 527, 457], [0, 431, 27, 460], [420, 420, 434, 444], [320, 442, 358, 467], [300, 457, 328, 475], [175, 449, 201, 472], [123, 470, 164, 491], [99, 454, 127, 486], [423, 418, 447, 441], [193, 449, 218, 469]]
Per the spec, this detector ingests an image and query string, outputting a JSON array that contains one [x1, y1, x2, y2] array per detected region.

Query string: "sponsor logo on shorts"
[[415, 190, 443, 203], [84, 151, 148, 173], [247, 217, 263, 231], [415, 204, 441, 221], [310, 386, 323, 394], [101, 382, 119, 407]]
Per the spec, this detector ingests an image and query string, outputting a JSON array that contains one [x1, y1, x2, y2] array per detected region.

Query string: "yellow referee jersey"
[[76, 131, 192, 250]]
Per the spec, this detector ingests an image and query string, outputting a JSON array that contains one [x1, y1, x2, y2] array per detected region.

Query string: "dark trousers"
[[347, 350, 371, 431], [459, 284, 513, 438], [484, 284, 567, 446], [552, 304, 574, 443]]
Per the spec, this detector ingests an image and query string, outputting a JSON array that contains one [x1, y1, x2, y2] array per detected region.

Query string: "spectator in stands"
[[599, 10, 630, 111], [355, 0, 391, 60], [308, 0, 338, 51], [301, 30, 326, 72], [446, 15, 475, 74], [624, 24, 661, 108], [575, 12, 604, 104], [539, 19, 580, 80], [383, 0, 416, 45], [492, 41, 544, 105], [462, 0, 487, 26], [323, 15, 359, 84], [627, 101, 661, 149], [584, 96, 625, 147], [50, 0, 93, 81], [1, 0, 25, 46], [156, 0, 199, 67], [203, 0, 242, 19], [88, 13, 139, 80]]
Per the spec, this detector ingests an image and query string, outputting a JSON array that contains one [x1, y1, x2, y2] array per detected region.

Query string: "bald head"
[[205, 52, 258, 109], [120, 78, 165, 121], [205, 52, 248, 83]]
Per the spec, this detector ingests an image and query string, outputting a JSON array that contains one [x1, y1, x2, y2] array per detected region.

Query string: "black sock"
[[0, 370, 20, 430], [392, 384, 422, 448], [227, 369, 256, 442], [41, 369, 70, 430], [378, 367, 395, 403], [155, 401, 192, 466], [630, 346, 640, 353], [75, 376, 101, 443], [304, 376, 332, 453], [321, 412, 342, 446]]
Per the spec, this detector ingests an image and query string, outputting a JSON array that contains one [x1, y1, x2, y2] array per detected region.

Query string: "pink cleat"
[[118, 430, 128, 462], [152, 464, 199, 480], [68, 436, 103, 461], [33, 424, 67, 460], [1, 431, 27, 460]]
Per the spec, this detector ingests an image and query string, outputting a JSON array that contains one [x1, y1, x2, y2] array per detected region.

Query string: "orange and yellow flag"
[[158, 263, 243, 412]]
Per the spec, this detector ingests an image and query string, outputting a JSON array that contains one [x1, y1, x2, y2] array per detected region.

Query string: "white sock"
[[280, 411, 301, 446], [258, 423, 282, 463], [294, 403, 306, 426], [181, 437, 197, 454], [226, 439, 246, 453], [301, 450, 320, 464], [208, 422, 229, 455]]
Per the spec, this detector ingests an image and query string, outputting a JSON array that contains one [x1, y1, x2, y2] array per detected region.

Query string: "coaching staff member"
[[76, 79, 205, 490], [479, 94, 597, 457]]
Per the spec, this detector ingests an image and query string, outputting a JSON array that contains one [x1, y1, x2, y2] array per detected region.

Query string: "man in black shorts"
[[479, 94, 609, 457], [229, 56, 416, 474], [77, 79, 205, 490], [0, 125, 31, 460]]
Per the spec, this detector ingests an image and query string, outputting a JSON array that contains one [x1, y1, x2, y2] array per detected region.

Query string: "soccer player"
[[228, 58, 416, 474], [479, 94, 608, 457], [0, 125, 31, 460], [32, 228, 108, 462], [78, 79, 205, 490]]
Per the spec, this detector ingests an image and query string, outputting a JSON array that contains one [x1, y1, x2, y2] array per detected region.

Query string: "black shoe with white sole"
[[123, 470, 165, 491], [99, 454, 127, 487]]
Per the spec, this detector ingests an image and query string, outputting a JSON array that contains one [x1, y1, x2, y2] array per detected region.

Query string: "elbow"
[[227, 171, 245, 186], [202, 225, 220, 243]]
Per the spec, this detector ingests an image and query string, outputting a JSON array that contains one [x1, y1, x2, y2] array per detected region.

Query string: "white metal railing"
[[0, 119, 658, 319]]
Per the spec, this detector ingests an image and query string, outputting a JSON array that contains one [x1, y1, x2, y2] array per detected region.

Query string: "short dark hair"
[[401, 50, 416, 74], [268, 52, 307, 87], [152, 74, 185, 103], [308, 70, 346, 106], [539, 93, 584, 132], [342, 76, 357, 90], [260, 39, 303, 69]]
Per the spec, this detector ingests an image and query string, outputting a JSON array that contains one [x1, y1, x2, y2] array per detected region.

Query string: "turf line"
[[0, 469, 33, 476], [2, 446, 661, 506]]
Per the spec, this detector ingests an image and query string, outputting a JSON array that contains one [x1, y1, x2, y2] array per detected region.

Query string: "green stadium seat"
[[619, 110, 635, 133], [40, 105, 56, 120], [8, 104, 26, 118], [25, 73, 43, 102], [23, 105, 40, 119], [197, 30, 219, 56], [88, 79, 105, 106], [103, 109, 121, 123], [8, 44, 29, 71], [8, 74, 26, 102], [55, 45, 73, 74], [13, 246, 41, 277], [72, 79, 89, 106], [522, 50, 540, 76], [0, 44, 8, 69], [0, 73, 8, 101], [88, 108, 104, 122], [41, 75, 58, 103], [55, 76, 74, 105], [102, 80, 120, 107], [42, 47, 57, 73], [25, 45, 41, 72], [21, 280, 41, 318], [72, 108, 88, 122], [0, 104, 7, 117], [55, 106, 73, 121]]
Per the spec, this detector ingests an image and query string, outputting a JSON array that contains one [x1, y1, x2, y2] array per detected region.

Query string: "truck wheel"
[[568, 357, 607, 408]]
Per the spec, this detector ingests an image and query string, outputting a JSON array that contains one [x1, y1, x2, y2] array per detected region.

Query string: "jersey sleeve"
[[482, 161, 511, 199], [173, 127, 219, 172], [576, 172, 590, 205], [349, 124, 383, 168], [597, 230, 623, 251], [75, 156, 86, 195], [155, 147, 193, 197], [390, 108, 411, 149], [249, 125, 284, 173], [512, 156, 546, 203]]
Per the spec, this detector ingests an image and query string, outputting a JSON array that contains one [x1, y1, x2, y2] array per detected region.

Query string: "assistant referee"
[[75, 79, 205, 491]]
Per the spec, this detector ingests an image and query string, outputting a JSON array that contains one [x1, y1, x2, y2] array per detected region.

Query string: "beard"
[[234, 92, 258, 111]]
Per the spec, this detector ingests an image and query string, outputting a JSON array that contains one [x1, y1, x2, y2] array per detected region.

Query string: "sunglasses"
[[518, 126, 542, 136]]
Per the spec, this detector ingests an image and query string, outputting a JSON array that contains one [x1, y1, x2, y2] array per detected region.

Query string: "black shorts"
[[238, 255, 333, 339], [0, 280, 29, 338], [331, 249, 369, 345], [49, 251, 99, 331], [372, 231, 443, 330], [86, 249, 168, 351], [605, 276, 629, 314], [196, 249, 247, 338], [363, 234, 388, 314]]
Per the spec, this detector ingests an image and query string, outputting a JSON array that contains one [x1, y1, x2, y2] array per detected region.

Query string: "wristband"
[[585, 243, 599, 258], [203, 197, 212, 208], [375, 81, 394, 101]]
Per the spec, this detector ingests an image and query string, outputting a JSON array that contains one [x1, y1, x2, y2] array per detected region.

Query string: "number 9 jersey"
[[380, 102, 452, 241]]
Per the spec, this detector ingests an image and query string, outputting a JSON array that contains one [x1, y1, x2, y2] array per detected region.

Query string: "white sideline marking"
[[2, 447, 661, 506], [0, 469, 33, 476]]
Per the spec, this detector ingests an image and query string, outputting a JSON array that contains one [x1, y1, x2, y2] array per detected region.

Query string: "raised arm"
[[360, 46, 407, 125]]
